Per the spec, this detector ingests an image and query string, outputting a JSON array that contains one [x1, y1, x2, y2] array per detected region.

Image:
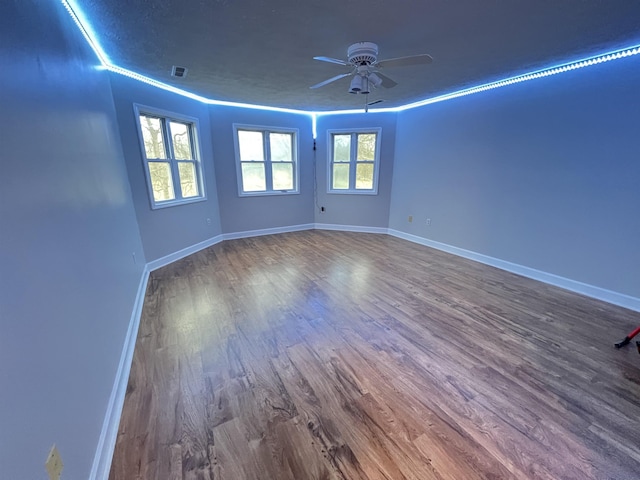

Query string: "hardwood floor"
[[109, 230, 640, 480]]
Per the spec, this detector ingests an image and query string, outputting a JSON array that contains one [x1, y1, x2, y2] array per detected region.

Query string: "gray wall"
[[390, 58, 640, 297], [210, 106, 315, 234], [110, 74, 223, 262], [0, 1, 145, 479], [314, 112, 397, 227]]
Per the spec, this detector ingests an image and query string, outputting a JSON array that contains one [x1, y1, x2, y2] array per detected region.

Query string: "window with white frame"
[[234, 125, 299, 196], [328, 128, 381, 194], [135, 105, 206, 209]]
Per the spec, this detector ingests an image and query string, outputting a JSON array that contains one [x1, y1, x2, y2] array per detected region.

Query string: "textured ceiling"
[[77, 0, 640, 111]]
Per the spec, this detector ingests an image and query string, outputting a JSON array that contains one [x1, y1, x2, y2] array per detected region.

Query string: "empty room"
[[2, 1, 640, 479]]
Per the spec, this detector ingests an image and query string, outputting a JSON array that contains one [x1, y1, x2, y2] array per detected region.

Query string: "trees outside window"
[[135, 105, 206, 209], [234, 125, 299, 196], [328, 128, 381, 194]]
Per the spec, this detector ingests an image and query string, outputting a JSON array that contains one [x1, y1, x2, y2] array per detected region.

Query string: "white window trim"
[[134, 104, 207, 210], [233, 124, 300, 197], [326, 127, 382, 195]]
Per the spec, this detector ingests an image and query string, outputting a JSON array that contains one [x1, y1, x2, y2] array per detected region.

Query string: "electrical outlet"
[[408, 215, 413, 223], [426, 218, 431, 226], [45, 445, 63, 480], [206, 217, 212, 225]]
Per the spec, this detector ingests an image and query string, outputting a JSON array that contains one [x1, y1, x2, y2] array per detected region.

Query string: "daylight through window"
[[234, 125, 299, 196], [328, 129, 381, 194], [136, 106, 205, 208]]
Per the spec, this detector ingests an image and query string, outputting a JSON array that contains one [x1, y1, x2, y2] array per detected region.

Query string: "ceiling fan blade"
[[374, 72, 398, 88], [309, 72, 352, 89], [313, 56, 350, 66], [376, 53, 433, 68]]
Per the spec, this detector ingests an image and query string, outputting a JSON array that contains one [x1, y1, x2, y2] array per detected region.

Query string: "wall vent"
[[171, 66, 188, 78]]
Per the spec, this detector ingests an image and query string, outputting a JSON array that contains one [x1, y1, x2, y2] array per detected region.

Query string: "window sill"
[[327, 190, 379, 195], [238, 190, 300, 198], [151, 195, 207, 210]]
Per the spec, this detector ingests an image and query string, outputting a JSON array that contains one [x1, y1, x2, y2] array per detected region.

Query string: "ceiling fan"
[[310, 42, 432, 110]]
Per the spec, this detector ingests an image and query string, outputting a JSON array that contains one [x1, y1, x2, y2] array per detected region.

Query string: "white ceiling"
[[76, 0, 640, 111]]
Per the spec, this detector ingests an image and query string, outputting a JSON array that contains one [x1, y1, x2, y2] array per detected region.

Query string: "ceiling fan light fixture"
[[368, 73, 383, 88], [360, 76, 370, 94], [349, 75, 363, 93]]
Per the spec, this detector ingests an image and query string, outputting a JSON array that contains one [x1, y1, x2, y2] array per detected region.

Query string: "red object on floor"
[[615, 326, 640, 349]]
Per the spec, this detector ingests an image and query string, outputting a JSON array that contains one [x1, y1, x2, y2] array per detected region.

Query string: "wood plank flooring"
[[109, 230, 640, 480]]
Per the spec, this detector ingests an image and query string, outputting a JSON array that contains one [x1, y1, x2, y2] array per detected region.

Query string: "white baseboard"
[[146, 224, 389, 272], [314, 223, 389, 234], [90, 267, 150, 480], [222, 223, 314, 241], [148, 225, 318, 272], [147, 234, 224, 272], [222, 223, 388, 238], [388, 229, 640, 312]]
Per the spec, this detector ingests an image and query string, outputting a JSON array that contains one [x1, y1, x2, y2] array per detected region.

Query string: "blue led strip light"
[[60, 0, 312, 116], [106, 65, 210, 103], [61, 0, 110, 65], [390, 45, 640, 112], [106, 65, 311, 115], [311, 114, 318, 139], [61, 0, 639, 115]]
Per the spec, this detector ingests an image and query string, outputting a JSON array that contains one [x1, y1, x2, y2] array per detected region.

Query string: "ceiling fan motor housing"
[[348, 42, 379, 65]]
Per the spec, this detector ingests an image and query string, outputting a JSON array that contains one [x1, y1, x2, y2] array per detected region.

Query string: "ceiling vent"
[[171, 66, 188, 78]]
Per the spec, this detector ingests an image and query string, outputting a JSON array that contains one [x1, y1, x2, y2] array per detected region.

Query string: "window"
[[233, 125, 299, 196], [328, 128, 381, 194], [134, 105, 206, 209]]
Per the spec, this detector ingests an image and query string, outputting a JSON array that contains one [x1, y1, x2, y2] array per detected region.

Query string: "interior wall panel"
[[109, 74, 223, 262], [390, 58, 640, 298], [209, 105, 315, 234], [314, 112, 398, 227], [0, 1, 146, 478]]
